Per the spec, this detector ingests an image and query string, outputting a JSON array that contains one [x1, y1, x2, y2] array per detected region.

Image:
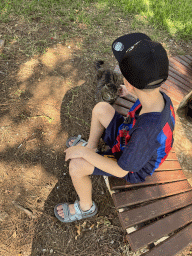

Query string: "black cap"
[[112, 33, 169, 90]]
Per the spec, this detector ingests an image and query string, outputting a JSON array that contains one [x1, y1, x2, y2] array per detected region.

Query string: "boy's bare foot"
[[68, 139, 97, 152]]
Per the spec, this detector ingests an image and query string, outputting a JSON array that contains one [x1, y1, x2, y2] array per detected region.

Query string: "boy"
[[54, 33, 175, 223]]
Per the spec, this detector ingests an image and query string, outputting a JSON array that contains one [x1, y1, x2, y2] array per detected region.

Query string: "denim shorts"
[[92, 110, 124, 177]]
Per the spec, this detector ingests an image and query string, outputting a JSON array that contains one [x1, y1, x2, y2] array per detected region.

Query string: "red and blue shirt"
[[111, 91, 175, 183]]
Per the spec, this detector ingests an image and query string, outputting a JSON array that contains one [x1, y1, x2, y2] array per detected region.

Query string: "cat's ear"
[[95, 60, 104, 70]]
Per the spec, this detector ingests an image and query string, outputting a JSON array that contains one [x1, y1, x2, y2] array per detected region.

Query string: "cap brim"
[[112, 33, 152, 63]]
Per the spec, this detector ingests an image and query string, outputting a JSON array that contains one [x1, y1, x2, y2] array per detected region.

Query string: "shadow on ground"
[[0, 37, 129, 256]]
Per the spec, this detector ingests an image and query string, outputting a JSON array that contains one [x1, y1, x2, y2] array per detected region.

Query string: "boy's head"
[[112, 33, 169, 92], [123, 76, 163, 100]]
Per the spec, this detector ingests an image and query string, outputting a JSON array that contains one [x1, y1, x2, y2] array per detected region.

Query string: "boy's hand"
[[64, 146, 85, 161], [117, 84, 129, 97]]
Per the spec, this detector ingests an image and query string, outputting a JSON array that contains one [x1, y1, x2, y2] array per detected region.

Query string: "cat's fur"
[[94, 60, 123, 104]]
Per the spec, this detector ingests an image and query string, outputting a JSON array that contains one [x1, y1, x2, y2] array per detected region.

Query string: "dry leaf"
[[13, 231, 17, 238], [89, 224, 94, 230], [75, 224, 81, 238], [81, 221, 87, 228]]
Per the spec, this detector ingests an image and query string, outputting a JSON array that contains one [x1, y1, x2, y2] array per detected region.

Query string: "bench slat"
[[113, 179, 191, 209], [170, 57, 192, 75], [114, 97, 134, 109], [127, 205, 192, 251], [111, 56, 192, 256], [165, 151, 178, 160], [163, 81, 186, 101], [186, 55, 192, 61], [179, 55, 192, 65], [169, 59, 192, 81], [169, 67, 192, 90], [142, 222, 192, 256], [173, 56, 192, 74], [109, 170, 186, 190], [167, 73, 191, 94], [121, 94, 137, 103], [156, 160, 181, 170], [112, 104, 128, 117], [119, 189, 192, 229]]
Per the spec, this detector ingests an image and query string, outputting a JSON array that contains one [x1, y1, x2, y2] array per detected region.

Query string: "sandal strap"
[[70, 135, 88, 147], [56, 200, 97, 222], [71, 135, 82, 146], [62, 203, 70, 222], [68, 201, 83, 221], [61, 203, 81, 222], [82, 142, 88, 147]]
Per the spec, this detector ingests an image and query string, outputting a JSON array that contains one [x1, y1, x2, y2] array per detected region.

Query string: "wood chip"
[[0, 39, 5, 53]]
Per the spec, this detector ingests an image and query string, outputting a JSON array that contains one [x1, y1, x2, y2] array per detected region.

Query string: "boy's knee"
[[69, 159, 79, 176], [69, 158, 86, 177], [93, 102, 112, 116]]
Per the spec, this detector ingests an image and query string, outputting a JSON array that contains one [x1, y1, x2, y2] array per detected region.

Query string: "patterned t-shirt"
[[110, 91, 175, 183]]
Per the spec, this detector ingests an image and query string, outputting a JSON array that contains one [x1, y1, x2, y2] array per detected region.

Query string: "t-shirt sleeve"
[[117, 127, 157, 173]]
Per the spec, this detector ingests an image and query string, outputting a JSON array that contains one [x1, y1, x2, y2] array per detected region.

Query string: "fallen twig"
[[12, 201, 36, 219]]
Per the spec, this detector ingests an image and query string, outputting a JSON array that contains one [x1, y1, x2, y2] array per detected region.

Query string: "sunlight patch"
[[165, 18, 177, 35], [17, 58, 39, 82], [95, 2, 108, 10]]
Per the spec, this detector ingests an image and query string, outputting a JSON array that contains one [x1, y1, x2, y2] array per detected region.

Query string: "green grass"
[[0, 0, 191, 41], [108, 0, 191, 41]]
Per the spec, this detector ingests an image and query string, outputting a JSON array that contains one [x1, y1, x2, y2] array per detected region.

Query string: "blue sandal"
[[66, 135, 99, 152], [54, 200, 98, 223], [66, 135, 88, 148]]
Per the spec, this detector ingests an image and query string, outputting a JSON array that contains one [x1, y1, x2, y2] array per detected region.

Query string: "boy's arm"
[[83, 148, 128, 178]]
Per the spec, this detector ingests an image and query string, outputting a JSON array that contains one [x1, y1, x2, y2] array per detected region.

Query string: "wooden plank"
[[142, 222, 192, 256], [127, 205, 192, 251], [156, 160, 181, 171], [119, 189, 192, 229], [173, 56, 192, 74], [109, 170, 186, 190], [167, 71, 191, 93], [114, 97, 134, 109], [122, 94, 137, 103], [169, 67, 192, 89], [170, 147, 175, 153], [112, 104, 128, 116], [166, 151, 178, 160], [169, 59, 192, 81], [179, 55, 192, 65], [170, 57, 192, 76], [112, 179, 191, 209], [162, 81, 185, 102], [185, 55, 192, 61]]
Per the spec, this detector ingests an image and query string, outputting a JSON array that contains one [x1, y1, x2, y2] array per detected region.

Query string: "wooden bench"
[[103, 55, 192, 255]]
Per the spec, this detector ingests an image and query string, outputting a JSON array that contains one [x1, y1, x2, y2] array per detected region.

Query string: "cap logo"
[[126, 40, 141, 53], [113, 42, 124, 51]]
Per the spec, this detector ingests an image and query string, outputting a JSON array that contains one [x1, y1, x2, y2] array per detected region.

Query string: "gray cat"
[[95, 60, 123, 104]]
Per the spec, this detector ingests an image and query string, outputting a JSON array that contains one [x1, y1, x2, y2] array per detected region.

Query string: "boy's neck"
[[137, 91, 164, 113]]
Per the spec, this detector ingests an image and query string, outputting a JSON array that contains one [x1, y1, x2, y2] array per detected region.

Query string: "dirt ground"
[[0, 6, 192, 256]]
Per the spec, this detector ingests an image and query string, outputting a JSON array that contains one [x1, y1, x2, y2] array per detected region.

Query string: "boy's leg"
[[57, 159, 95, 218], [56, 102, 115, 219], [68, 102, 115, 150]]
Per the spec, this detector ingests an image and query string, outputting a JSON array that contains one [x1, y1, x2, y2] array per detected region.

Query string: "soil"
[[0, 5, 192, 256]]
